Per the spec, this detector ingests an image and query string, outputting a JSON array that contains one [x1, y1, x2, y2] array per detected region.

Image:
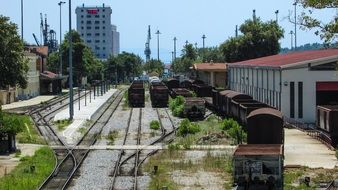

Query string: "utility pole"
[[58, 1, 66, 76], [293, 1, 297, 50], [21, 0, 23, 41], [68, 0, 74, 120], [235, 26, 238, 38], [289, 30, 294, 50], [173, 37, 177, 60], [275, 10, 279, 23], [202, 34, 206, 49], [155, 30, 161, 61]]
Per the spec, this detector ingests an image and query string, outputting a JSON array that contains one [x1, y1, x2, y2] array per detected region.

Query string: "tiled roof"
[[234, 144, 283, 156], [228, 49, 338, 68], [193, 63, 227, 71]]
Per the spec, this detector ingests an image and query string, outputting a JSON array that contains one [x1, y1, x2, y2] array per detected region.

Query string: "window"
[[103, 40, 106, 43], [103, 15, 105, 18], [95, 26, 100, 30], [81, 21, 84, 24], [87, 21, 91, 24], [103, 21, 105, 24], [81, 15, 84, 18], [87, 40, 92, 43], [103, 47, 106, 50], [95, 46, 100, 50], [95, 15, 99, 18], [81, 27, 84, 29], [87, 26, 91, 29], [290, 82, 295, 118], [103, 33, 106, 36], [86, 15, 91, 18], [87, 33, 92, 36], [298, 82, 303, 118], [81, 9, 83, 12], [81, 33, 84, 36], [103, 26, 105, 29], [95, 33, 100, 36], [95, 40, 100, 43], [95, 21, 100, 24]]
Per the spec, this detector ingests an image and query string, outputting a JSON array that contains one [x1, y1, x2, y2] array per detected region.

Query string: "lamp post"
[[202, 34, 206, 49], [21, 0, 23, 41], [173, 37, 177, 60], [293, 1, 297, 50], [155, 30, 161, 61], [58, 1, 66, 76], [68, 0, 74, 120], [185, 40, 189, 46], [289, 30, 294, 50], [275, 10, 279, 23]]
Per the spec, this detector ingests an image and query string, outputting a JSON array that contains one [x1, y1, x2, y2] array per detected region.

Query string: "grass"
[[284, 167, 338, 189], [0, 147, 56, 190], [14, 114, 46, 145], [107, 130, 119, 145], [77, 127, 86, 134], [145, 94, 150, 102], [54, 119, 72, 131], [143, 149, 232, 190]]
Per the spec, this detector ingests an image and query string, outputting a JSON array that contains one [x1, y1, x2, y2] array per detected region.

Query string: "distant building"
[[192, 62, 227, 88], [227, 49, 338, 124], [76, 4, 120, 59]]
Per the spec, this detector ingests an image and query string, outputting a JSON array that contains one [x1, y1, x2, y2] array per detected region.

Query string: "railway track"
[[38, 90, 123, 190], [110, 107, 177, 190]]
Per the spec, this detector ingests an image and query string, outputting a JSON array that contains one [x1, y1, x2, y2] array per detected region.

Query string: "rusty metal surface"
[[234, 144, 283, 156]]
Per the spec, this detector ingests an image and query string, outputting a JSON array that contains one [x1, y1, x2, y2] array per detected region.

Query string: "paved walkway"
[[284, 128, 338, 169], [54, 89, 117, 145], [2, 96, 56, 110]]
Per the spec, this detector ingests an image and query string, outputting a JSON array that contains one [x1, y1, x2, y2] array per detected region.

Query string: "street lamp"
[[21, 0, 23, 41], [173, 37, 177, 60], [202, 34, 206, 49], [155, 30, 161, 61], [293, 1, 298, 50], [275, 10, 279, 23], [58, 1, 66, 76], [289, 30, 294, 50], [68, 0, 74, 120]]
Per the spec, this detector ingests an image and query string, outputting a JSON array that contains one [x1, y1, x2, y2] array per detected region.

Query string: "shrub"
[[177, 119, 201, 137], [150, 120, 160, 130], [221, 118, 246, 144], [220, 118, 238, 131], [169, 96, 185, 117]]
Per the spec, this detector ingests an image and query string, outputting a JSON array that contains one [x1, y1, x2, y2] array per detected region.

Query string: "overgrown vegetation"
[[54, 119, 72, 131], [177, 119, 201, 137], [0, 147, 56, 190], [169, 96, 185, 117], [122, 91, 129, 110], [220, 118, 246, 145], [150, 120, 160, 131], [107, 130, 118, 145]]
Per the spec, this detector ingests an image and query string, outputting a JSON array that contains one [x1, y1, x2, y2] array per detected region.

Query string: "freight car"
[[166, 78, 180, 91], [238, 102, 270, 126], [170, 88, 194, 98], [192, 84, 213, 97], [247, 107, 284, 144], [180, 79, 204, 90], [150, 81, 169, 107], [128, 80, 145, 107], [316, 105, 338, 146], [183, 97, 206, 118]]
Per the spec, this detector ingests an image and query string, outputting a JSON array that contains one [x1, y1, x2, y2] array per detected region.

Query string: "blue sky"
[[1, 0, 335, 63]]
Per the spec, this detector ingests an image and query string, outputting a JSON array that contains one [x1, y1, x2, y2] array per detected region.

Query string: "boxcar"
[[180, 79, 204, 89], [316, 105, 338, 146], [229, 99, 257, 120], [192, 84, 213, 97], [184, 97, 206, 118], [217, 90, 236, 116], [170, 88, 194, 98], [166, 79, 180, 91], [238, 102, 270, 126], [224, 92, 252, 117], [247, 108, 284, 144]]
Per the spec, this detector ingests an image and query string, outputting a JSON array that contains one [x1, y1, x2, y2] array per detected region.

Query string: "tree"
[[47, 30, 103, 86], [0, 15, 28, 89], [182, 44, 197, 60], [220, 18, 284, 63], [0, 107, 23, 135], [143, 59, 164, 76], [297, 0, 338, 44], [197, 47, 225, 63]]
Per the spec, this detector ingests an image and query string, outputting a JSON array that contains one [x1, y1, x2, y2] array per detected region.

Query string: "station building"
[[192, 62, 227, 88], [227, 49, 338, 124]]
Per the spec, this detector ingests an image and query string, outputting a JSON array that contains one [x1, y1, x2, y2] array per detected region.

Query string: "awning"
[[316, 82, 338, 91]]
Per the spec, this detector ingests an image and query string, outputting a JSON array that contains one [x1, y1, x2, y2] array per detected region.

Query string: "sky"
[[0, 0, 336, 63]]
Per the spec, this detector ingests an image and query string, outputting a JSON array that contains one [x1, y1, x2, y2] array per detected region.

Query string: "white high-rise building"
[[76, 4, 120, 59]]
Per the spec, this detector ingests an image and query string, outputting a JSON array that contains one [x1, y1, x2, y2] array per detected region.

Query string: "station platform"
[[1, 95, 56, 110], [54, 88, 117, 145]]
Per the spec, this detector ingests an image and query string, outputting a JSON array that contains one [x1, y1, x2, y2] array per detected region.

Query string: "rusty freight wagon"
[[183, 97, 206, 118], [316, 105, 338, 146], [150, 82, 169, 107], [166, 78, 180, 91], [170, 88, 194, 98], [128, 81, 145, 107], [192, 84, 213, 97], [238, 102, 270, 126]]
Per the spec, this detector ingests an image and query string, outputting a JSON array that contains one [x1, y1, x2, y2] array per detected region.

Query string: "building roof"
[[228, 49, 338, 69], [234, 144, 283, 156], [247, 107, 283, 119], [193, 63, 227, 71]]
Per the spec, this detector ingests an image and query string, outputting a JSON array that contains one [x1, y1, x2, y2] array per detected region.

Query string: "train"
[[128, 80, 145, 107], [149, 80, 169, 108], [316, 105, 338, 146]]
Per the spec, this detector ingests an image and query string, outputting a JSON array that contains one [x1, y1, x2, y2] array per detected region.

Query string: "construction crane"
[[144, 25, 151, 62], [39, 13, 58, 53], [32, 33, 40, 46]]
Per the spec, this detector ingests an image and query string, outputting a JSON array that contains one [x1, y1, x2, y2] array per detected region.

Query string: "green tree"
[[0, 15, 28, 89], [171, 57, 194, 74], [47, 30, 103, 86], [143, 59, 164, 76], [197, 47, 225, 63], [297, 0, 338, 44], [0, 107, 23, 135], [182, 44, 197, 60], [220, 17, 284, 63]]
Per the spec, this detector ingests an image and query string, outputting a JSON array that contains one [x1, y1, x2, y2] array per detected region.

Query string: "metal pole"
[[185, 40, 189, 46], [78, 88, 80, 110], [156, 30, 161, 61], [173, 37, 177, 60], [90, 87, 91, 103], [275, 10, 279, 23], [290, 31, 294, 50], [84, 87, 87, 106], [21, 0, 23, 41], [202, 34, 206, 49], [69, 0, 73, 120], [294, 1, 297, 50], [58, 1, 66, 76]]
